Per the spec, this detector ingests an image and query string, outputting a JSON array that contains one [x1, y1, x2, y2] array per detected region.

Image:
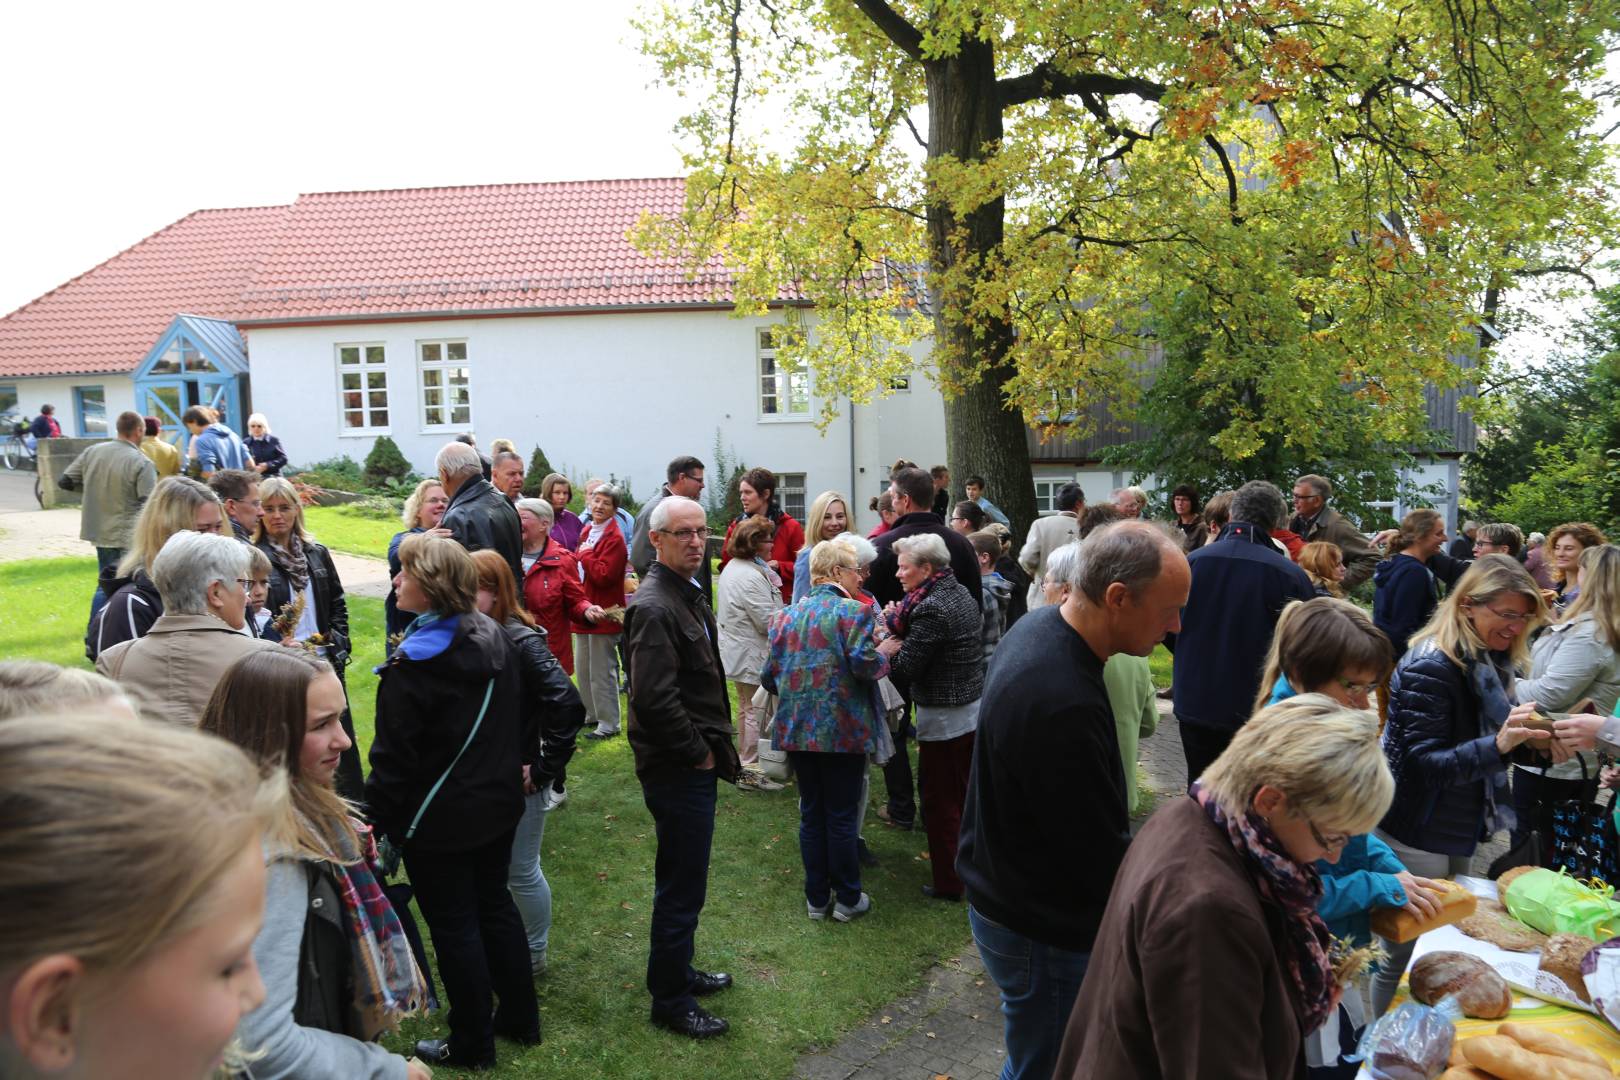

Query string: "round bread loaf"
[[1410, 951, 1513, 1019], [1539, 934, 1596, 1003]]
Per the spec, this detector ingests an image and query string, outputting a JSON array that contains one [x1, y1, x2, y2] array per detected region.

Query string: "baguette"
[[1461, 1033, 1609, 1079], [1371, 879, 1479, 943], [1498, 1023, 1611, 1073]]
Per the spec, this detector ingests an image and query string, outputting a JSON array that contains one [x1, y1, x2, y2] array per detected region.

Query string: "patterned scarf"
[[267, 533, 311, 593], [300, 811, 429, 1039], [1468, 649, 1518, 836], [885, 566, 953, 637], [1190, 781, 1339, 1032]]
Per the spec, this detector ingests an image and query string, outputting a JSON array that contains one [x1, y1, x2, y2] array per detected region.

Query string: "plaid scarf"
[[885, 567, 953, 637], [302, 813, 429, 1039], [1190, 781, 1339, 1031], [267, 533, 311, 593], [1468, 649, 1518, 836]]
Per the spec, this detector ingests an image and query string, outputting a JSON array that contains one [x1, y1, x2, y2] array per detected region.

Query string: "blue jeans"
[[641, 767, 717, 1018], [89, 546, 122, 619], [507, 790, 552, 964], [969, 905, 1091, 1080], [789, 751, 866, 907]]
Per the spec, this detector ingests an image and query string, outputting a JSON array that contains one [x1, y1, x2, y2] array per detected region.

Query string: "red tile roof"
[[0, 206, 290, 378], [0, 178, 760, 378]]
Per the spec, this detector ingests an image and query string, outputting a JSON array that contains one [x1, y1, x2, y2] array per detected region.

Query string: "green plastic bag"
[[1503, 868, 1620, 940]]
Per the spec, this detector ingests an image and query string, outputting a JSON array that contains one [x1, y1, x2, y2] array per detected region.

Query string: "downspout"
[[848, 394, 859, 523]]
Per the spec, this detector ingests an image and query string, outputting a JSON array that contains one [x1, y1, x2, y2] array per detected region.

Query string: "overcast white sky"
[[1, 2, 1610, 366], [0, 0, 687, 317]]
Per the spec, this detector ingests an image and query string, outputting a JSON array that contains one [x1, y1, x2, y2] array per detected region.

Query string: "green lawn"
[[1148, 643, 1172, 688], [0, 556, 976, 1080], [305, 504, 404, 560]]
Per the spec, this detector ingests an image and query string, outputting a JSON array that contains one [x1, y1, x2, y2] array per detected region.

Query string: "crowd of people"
[[12, 425, 1620, 1080]]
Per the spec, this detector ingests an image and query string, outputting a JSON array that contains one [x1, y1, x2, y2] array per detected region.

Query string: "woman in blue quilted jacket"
[[1370, 554, 1556, 1014]]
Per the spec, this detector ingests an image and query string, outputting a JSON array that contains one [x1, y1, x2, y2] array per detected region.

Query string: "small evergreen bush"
[[522, 445, 553, 497], [362, 436, 413, 489]]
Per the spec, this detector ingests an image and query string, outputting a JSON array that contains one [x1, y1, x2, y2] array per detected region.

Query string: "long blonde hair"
[[0, 709, 287, 977], [254, 476, 312, 544], [118, 475, 221, 576], [801, 490, 849, 553], [1410, 553, 1548, 671], [1297, 541, 1344, 598], [1559, 544, 1620, 651]]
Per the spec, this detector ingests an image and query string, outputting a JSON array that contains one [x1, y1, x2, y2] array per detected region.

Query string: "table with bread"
[[1358, 867, 1620, 1079]]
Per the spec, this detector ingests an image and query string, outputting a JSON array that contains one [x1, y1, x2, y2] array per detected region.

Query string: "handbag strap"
[[404, 678, 495, 841]]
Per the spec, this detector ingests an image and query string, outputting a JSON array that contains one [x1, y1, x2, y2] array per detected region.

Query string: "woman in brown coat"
[[1055, 695, 1394, 1079]]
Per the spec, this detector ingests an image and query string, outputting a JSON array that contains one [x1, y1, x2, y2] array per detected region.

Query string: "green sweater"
[[1103, 654, 1158, 815]]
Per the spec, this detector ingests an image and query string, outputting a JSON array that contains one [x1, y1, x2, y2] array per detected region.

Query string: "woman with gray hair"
[[876, 531, 984, 901], [94, 530, 277, 726], [1056, 696, 1396, 1079]]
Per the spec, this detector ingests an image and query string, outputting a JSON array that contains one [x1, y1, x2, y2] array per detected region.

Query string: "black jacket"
[[888, 575, 986, 707], [868, 512, 984, 609], [242, 434, 287, 476], [366, 610, 525, 853], [1374, 551, 1470, 655], [1169, 522, 1316, 732], [258, 538, 350, 672], [86, 566, 162, 660], [1380, 642, 1522, 856], [623, 563, 740, 785], [498, 618, 586, 792], [442, 477, 522, 584]]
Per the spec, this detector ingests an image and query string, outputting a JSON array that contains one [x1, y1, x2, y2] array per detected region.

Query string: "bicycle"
[[3, 420, 37, 471]]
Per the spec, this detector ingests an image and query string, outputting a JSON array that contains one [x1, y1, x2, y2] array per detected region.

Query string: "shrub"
[[291, 455, 363, 492], [362, 436, 412, 489], [522, 445, 553, 497]]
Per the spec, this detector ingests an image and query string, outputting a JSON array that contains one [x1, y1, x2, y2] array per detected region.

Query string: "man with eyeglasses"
[[1288, 473, 1379, 590], [207, 468, 264, 546], [631, 455, 710, 599], [622, 495, 739, 1040]]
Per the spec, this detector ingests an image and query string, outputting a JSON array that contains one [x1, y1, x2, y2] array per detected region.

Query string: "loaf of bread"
[[1539, 935, 1597, 1003], [1411, 951, 1513, 1019], [1499, 865, 1539, 892], [1458, 898, 1550, 953], [1497, 1022, 1609, 1071], [1438, 1067, 1493, 1080], [1372, 879, 1480, 943]]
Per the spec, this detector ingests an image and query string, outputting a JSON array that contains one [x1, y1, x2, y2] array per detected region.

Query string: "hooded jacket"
[[365, 611, 526, 853], [979, 571, 1013, 661], [86, 566, 162, 660], [1374, 550, 1472, 655]]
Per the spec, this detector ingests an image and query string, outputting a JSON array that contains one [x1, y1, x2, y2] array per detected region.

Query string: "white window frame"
[[335, 342, 391, 436], [417, 339, 473, 432], [756, 328, 811, 422], [887, 373, 912, 392], [779, 472, 808, 520]]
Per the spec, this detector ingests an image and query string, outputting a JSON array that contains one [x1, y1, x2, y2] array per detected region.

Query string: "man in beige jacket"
[[1017, 482, 1083, 611], [96, 530, 277, 725]]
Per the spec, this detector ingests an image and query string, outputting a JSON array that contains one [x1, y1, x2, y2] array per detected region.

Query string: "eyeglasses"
[[1474, 603, 1535, 625], [1337, 676, 1380, 696], [835, 563, 860, 573], [659, 527, 710, 543], [1292, 492, 1323, 503], [235, 578, 255, 593], [1306, 818, 1351, 852]]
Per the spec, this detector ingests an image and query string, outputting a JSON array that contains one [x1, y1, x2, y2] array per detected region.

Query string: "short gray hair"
[[492, 450, 524, 468], [1294, 473, 1332, 500], [830, 531, 878, 567], [435, 441, 483, 480], [1230, 480, 1288, 531], [151, 531, 247, 614], [1046, 540, 1081, 587], [649, 495, 704, 532], [515, 498, 554, 528], [892, 532, 951, 569], [1076, 521, 1178, 603]]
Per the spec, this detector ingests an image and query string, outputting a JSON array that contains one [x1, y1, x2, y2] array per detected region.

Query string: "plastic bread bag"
[[1582, 934, 1620, 1032], [1352, 996, 1460, 1080]]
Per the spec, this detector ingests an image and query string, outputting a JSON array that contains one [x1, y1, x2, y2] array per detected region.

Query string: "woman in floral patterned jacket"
[[761, 540, 890, 922]]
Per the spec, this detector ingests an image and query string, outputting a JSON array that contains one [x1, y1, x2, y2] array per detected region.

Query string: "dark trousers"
[[642, 767, 718, 1018], [405, 829, 538, 1061], [89, 546, 122, 620], [919, 731, 976, 895], [333, 666, 365, 803], [881, 707, 917, 827], [1509, 765, 1589, 851], [789, 751, 866, 907], [1180, 720, 1234, 789]]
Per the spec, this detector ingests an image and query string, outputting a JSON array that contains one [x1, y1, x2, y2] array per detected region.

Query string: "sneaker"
[[544, 785, 568, 811], [832, 893, 871, 923], [807, 898, 833, 920], [734, 769, 783, 792], [531, 949, 548, 976]]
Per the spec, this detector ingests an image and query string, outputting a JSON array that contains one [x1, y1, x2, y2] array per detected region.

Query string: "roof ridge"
[[0, 204, 290, 323], [292, 177, 686, 199]]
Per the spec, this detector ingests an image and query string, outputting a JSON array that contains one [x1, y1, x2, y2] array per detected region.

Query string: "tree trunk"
[[925, 41, 1038, 541]]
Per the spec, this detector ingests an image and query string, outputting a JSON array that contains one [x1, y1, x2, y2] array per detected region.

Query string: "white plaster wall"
[[245, 310, 946, 529], [3, 375, 135, 438]]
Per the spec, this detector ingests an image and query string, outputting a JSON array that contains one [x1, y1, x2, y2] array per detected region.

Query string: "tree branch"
[[998, 62, 1165, 109], [1204, 135, 1244, 225], [849, 0, 923, 61], [1519, 264, 1600, 288]]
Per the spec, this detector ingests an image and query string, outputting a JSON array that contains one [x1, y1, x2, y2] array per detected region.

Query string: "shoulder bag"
[[376, 678, 495, 878]]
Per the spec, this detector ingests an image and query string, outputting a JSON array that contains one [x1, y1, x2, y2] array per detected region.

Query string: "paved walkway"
[[0, 474, 392, 598]]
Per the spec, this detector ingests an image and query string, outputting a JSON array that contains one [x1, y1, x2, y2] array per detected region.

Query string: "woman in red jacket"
[[516, 498, 601, 675], [719, 466, 805, 604], [574, 484, 628, 740]]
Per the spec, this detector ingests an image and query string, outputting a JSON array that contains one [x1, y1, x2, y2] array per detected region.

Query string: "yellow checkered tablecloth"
[[1385, 983, 1620, 1068]]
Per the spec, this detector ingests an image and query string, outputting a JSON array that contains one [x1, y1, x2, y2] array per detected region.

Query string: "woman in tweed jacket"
[[877, 532, 985, 901]]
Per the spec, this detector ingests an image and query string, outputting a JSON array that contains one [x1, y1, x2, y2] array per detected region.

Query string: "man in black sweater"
[[866, 466, 982, 829], [958, 520, 1190, 1080]]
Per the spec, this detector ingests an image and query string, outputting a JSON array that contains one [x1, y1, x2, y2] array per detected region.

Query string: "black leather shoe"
[[414, 1038, 495, 1070], [921, 885, 962, 902], [691, 970, 733, 996], [651, 1006, 729, 1039]]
